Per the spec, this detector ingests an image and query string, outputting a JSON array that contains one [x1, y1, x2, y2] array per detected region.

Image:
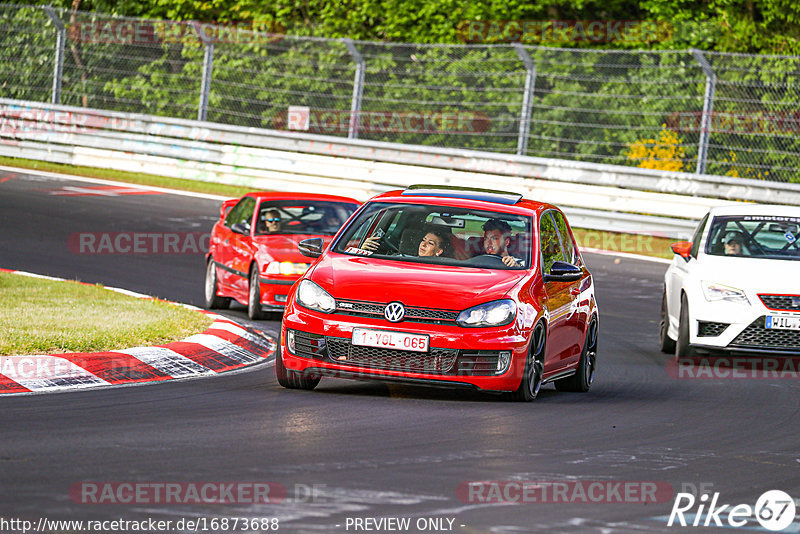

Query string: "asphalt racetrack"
[[1, 168, 799, 533]]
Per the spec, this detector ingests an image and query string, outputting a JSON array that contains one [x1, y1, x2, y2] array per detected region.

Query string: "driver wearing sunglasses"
[[263, 209, 282, 233]]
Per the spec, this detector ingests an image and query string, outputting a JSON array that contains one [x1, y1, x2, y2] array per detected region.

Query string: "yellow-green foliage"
[[722, 150, 771, 180], [626, 126, 686, 172]]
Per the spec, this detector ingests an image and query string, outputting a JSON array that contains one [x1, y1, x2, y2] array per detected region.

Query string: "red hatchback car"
[[277, 185, 599, 401], [205, 192, 360, 319]]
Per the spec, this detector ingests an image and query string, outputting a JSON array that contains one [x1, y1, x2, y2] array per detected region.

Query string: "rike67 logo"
[[668, 490, 797, 531]]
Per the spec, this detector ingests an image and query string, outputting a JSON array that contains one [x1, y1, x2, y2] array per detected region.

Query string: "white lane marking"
[[582, 247, 672, 264], [0, 355, 109, 391], [117, 346, 213, 378], [0, 165, 229, 201]]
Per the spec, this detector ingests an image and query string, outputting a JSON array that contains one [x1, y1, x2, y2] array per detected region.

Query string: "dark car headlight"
[[456, 299, 516, 327], [296, 280, 336, 313]]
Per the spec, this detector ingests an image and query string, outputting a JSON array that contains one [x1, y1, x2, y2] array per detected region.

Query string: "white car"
[[661, 204, 800, 357]]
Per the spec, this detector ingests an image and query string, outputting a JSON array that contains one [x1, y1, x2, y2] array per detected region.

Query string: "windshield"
[[705, 215, 800, 261], [332, 202, 533, 270], [254, 200, 358, 236]]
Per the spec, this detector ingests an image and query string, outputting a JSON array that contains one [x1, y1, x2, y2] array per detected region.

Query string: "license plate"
[[766, 315, 800, 331], [351, 328, 429, 353]]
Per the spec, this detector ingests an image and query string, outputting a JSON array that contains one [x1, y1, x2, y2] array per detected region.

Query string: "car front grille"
[[729, 316, 800, 351], [455, 351, 501, 376], [289, 330, 502, 376], [327, 338, 458, 374], [335, 299, 459, 324], [291, 330, 327, 359], [759, 294, 800, 311], [698, 321, 729, 337]]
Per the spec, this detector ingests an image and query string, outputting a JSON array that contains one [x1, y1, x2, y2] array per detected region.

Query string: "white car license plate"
[[352, 328, 429, 353], [766, 315, 800, 331]]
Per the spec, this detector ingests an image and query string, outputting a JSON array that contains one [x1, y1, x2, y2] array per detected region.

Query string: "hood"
[[309, 253, 527, 309], [253, 234, 333, 263], [696, 254, 800, 295]]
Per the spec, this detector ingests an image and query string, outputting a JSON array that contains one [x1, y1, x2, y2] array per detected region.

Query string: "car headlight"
[[701, 281, 750, 304], [265, 261, 309, 275], [296, 280, 336, 313], [456, 299, 516, 327]]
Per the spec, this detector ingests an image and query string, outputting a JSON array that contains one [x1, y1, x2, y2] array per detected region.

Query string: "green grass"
[[0, 272, 213, 355], [571, 228, 675, 260], [0, 155, 677, 259]]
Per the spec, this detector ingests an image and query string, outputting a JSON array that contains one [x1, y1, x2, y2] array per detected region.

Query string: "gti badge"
[[384, 302, 405, 323]]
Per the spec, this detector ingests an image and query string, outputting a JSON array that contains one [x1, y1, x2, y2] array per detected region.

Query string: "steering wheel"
[[467, 254, 508, 267], [381, 237, 401, 254]]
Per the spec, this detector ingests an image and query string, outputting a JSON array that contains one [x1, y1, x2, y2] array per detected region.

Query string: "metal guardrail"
[[3, 98, 800, 239]]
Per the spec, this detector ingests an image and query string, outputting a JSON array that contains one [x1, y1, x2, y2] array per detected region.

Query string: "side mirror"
[[543, 261, 583, 283], [220, 199, 237, 220], [670, 241, 693, 261], [230, 222, 249, 235], [299, 237, 324, 258]]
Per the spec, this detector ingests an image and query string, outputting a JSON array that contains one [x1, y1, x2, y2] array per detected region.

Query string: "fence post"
[[513, 44, 536, 157], [43, 7, 65, 105], [691, 49, 716, 175], [193, 22, 215, 122], [342, 38, 365, 139]]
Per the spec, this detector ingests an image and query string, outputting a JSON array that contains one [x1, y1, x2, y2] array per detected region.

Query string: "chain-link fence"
[[2, 4, 799, 183]]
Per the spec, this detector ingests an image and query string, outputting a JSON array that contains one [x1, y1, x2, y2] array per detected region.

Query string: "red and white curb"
[[0, 269, 276, 395]]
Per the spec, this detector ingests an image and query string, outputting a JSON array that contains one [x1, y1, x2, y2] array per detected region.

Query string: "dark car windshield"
[[705, 215, 800, 261], [332, 202, 532, 269], [254, 200, 358, 236]]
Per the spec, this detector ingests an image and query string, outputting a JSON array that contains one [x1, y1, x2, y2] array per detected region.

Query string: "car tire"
[[555, 316, 598, 393], [248, 265, 266, 320], [675, 293, 696, 359], [509, 323, 545, 402], [659, 289, 676, 354], [204, 259, 230, 309], [275, 335, 321, 390]]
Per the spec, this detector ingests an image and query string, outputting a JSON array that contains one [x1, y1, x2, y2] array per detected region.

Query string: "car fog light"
[[287, 329, 296, 354], [497, 351, 512, 373]]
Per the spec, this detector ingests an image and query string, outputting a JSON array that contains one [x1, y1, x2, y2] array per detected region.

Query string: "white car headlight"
[[456, 299, 516, 327], [265, 261, 309, 275], [701, 281, 750, 305], [296, 280, 336, 313]]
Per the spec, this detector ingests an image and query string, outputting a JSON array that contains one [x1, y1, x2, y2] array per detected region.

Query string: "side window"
[[224, 198, 256, 231], [539, 212, 563, 274], [552, 211, 579, 265], [690, 213, 709, 257]]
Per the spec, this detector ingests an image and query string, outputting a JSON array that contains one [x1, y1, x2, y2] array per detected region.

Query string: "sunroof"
[[401, 184, 523, 205]]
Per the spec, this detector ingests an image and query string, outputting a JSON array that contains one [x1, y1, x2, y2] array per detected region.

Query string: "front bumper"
[[258, 276, 298, 309], [689, 298, 800, 354], [281, 306, 531, 392]]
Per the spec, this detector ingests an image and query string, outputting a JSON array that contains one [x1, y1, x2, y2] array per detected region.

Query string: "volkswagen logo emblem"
[[792, 296, 800, 308], [384, 302, 405, 323]]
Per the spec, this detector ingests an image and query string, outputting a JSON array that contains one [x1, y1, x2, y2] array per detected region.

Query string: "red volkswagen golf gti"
[[277, 186, 599, 401], [205, 192, 360, 319]]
